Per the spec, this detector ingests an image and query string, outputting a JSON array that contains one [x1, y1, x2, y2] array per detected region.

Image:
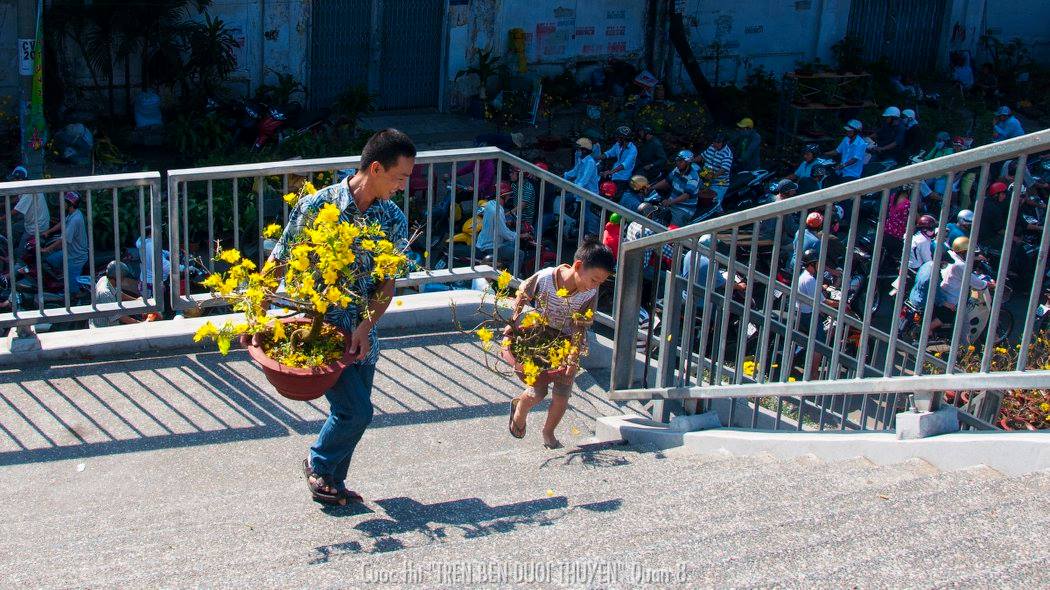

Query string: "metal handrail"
[[165, 148, 666, 330], [1, 172, 163, 329], [622, 130, 1050, 252], [611, 129, 1050, 430]]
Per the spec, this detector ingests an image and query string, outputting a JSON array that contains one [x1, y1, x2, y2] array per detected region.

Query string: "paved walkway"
[[0, 331, 1047, 588]]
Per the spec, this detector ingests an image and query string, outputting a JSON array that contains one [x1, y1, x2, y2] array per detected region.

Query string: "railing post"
[[611, 247, 647, 393]]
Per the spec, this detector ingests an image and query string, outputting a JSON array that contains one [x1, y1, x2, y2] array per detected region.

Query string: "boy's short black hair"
[[575, 235, 616, 273], [361, 128, 416, 171]]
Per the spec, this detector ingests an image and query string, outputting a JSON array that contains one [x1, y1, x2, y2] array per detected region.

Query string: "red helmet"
[[805, 211, 824, 230], [987, 181, 1008, 196], [533, 161, 550, 171], [916, 214, 937, 229], [600, 181, 618, 198]]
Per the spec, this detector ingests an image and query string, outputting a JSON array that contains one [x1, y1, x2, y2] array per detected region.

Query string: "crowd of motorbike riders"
[[484, 103, 1045, 359], [2, 102, 1045, 353]]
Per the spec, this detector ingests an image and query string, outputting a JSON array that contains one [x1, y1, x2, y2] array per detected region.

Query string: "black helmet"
[[616, 125, 632, 138], [776, 179, 799, 194], [803, 144, 819, 155], [812, 165, 829, 177], [801, 249, 820, 266], [639, 125, 653, 136]]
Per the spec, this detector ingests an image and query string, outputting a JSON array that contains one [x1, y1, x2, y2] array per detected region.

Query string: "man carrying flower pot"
[[269, 128, 414, 506]]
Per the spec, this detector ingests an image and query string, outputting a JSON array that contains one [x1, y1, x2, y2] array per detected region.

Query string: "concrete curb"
[[0, 290, 496, 367], [595, 414, 1050, 476]]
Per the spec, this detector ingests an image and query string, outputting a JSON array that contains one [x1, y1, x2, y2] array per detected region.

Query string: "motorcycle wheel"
[[992, 309, 1014, 344]]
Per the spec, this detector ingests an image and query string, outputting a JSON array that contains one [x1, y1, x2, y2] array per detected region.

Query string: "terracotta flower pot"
[[239, 318, 355, 402], [499, 345, 563, 381]]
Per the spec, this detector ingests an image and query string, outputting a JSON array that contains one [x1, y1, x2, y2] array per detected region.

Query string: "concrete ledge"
[[594, 414, 1050, 476], [896, 406, 960, 439], [0, 291, 493, 367]]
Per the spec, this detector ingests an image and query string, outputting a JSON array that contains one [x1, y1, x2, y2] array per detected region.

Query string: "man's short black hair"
[[360, 128, 416, 171]]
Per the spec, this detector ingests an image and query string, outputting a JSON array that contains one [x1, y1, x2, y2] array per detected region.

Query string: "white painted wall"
[[445, 0, 650, 108], [668, 0, 853, 92], [207, 0, 311, 98], [982, 0, 1050, 59]]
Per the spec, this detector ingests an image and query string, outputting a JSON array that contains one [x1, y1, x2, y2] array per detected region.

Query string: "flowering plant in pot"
[[193, 184, 411, 401], [455, 270, 590, 386]]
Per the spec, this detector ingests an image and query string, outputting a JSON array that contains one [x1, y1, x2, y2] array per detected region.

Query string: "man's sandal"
[[303, 459, 357, 506]]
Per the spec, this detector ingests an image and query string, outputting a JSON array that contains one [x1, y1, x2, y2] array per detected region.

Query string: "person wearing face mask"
[[917, 131, 956, 203], [901, 109, 922, 157]]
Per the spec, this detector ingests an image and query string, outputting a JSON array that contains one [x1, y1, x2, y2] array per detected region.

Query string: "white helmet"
[[882, 106, 901, 118], [901, 108, 916, 120]]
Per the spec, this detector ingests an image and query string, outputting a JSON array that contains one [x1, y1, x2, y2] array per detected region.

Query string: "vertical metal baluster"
[[694, 234, 720, 388], [513, 168, 524, 276], [450, 162, 463, 270], [679, 239, 701, 387], [757, 215, 785, 380], [33, 192, 45, 314], [847, 190, 886, 383], [1017, 198, 1050, 370], [947, 164, 990, 370], [556, 188, 567, 264], [829, 195, 861, 380], [803, 204, 833, 431], [914, 172, 957, 376], [136, 186, 146, 307], [780, 213, 807, 384], [425, 163, 435, 271], [714, 228, 738, 387], [180, 182, 190, 308], [982, 156, 1027, 371], [735, 222, 760, 384], [207, 180, 215, 273], [257, 176, 265, 268], [533, 179, 546, 275], [882, 185, 921, 378], [4, 193, 16, 317], [232, 179, 240, 252], [494, 162, 504, 271], [466, 163, 478, 269], [655, 243, 684, 396], [282, 175, 289, 225], [86, 190, 97, 308]]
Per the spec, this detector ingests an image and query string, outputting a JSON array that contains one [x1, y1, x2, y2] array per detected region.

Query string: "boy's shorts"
[[519, 368, 576, 399]]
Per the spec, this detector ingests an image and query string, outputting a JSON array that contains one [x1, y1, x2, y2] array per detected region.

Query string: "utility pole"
[[17, 0, 45, 179]]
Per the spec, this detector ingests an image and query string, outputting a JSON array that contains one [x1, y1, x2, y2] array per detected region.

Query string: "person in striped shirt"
[[694, 133, 733, 209]]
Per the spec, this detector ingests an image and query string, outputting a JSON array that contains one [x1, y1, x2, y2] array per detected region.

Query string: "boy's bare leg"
[[512, 391, 540, 433], [542, 395, 568, 447]]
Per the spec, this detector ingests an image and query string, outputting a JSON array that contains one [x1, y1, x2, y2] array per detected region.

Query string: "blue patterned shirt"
[[272, 178, 408, 365]]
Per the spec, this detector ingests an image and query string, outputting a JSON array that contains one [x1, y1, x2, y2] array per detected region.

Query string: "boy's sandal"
[[303, 459, 348, 506], [508, 398, 526, 439]]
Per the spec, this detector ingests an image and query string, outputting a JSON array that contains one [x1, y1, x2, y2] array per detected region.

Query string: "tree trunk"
[[667, 2, 729, 125]]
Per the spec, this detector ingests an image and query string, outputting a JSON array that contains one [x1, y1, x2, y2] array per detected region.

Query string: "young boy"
[[507, 237, 615, 448]]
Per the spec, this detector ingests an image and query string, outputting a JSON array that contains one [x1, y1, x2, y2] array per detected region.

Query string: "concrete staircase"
[[0, 332, 1047, 587]]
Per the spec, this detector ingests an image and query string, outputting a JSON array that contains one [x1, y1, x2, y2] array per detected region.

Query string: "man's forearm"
[[362, 280, 395, 328]]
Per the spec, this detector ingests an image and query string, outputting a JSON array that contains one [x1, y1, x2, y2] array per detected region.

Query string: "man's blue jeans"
[[309, 363, 376, 485]]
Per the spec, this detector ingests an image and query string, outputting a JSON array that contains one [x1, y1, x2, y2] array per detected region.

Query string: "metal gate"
[[378, 0, 445, 110], [310, 0, 373, 110], [847, 0, 948, 75], [310, 0, 444, 111]]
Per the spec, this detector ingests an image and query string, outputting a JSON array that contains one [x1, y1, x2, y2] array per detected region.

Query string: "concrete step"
[[2, 332, 1048, 587]]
